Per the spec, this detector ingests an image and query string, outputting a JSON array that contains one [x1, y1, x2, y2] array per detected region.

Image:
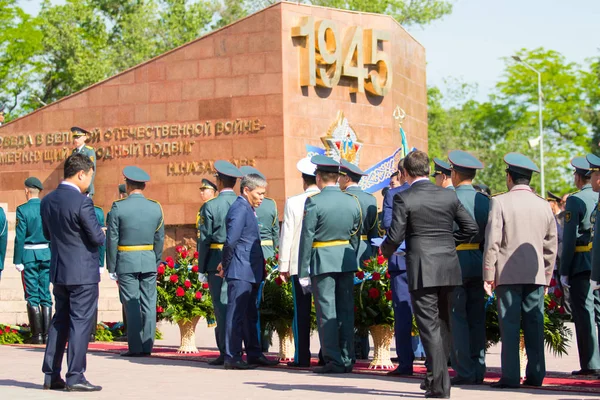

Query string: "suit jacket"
[[298, 186, 362, 278], [483, 185, 558, 286], [222, 196, 264, 283], [560, 184, 595, 277], [382, 182, 410, 272], [197, 190, 238, 273], [381, 179, 478, 291], [13, 198, 51, 265], [106, 193, 164, 275], [278, 187, 320, 276], [40, 183, 105, 285]]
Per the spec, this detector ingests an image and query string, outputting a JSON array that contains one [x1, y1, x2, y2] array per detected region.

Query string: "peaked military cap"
[[214, 160, 243, 179], [339, 159, 366, 178], [587, 154, 600, 171], [240, 165, 266, 180], [547, 191, 562, 202], [199, 179, 217, 191], [448, 150, 484, 174], [123, 166, 150, 183], [503, 152, 540, 175], [71, 126, 90, 137], [118, 184, 127, 194], [431, 157, 452, 177], [24, 177, 43, 190], [311, 155, 340, 173], [297, 157, 317, 176], [571, 156, 591, 176]]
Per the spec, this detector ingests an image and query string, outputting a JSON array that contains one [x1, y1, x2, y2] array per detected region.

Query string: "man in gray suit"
[[483, 152, 558, 389], [381, 150, 478, 399]]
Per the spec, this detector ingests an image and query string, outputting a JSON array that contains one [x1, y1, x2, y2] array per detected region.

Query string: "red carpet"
[[13, 342, 600, 394]]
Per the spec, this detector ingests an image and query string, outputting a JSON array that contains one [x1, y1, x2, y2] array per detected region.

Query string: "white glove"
[[299, 277, 311, 288], [99, 267, 105, 275], [560, 275, 570, 289], [198, 273, 208, 283], [14, 264, 24, 272], [591, 280, 600, 291], [109, 272, 118, 281]]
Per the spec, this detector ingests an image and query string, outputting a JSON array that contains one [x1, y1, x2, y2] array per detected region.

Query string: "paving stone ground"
[[1, 322, 598, 399]]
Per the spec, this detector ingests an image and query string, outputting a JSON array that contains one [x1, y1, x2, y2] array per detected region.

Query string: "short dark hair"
[[397, 158, 405, 175], [302, 173, 316, 186], [64, 153, 94, 179], [454, 168, 476, 181], [382, 187, 389, 198], [404, 151, 430, 178], [317, 170, 339, 184], [576, 171, 591, 181], [126, 179, 146, 191], [218, 175, 237, 189], [508, 170, 531, 185]]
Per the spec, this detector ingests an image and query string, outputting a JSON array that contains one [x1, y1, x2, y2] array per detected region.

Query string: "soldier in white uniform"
[[279, 157, 320, 367]]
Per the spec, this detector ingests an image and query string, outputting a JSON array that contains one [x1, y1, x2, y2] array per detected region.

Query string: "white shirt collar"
[[409, 177, 429, 186], [220, 188, 234, 193], [305, 187, 319, 193], [77, 144, 85, 152], [61, 181, 81, 193]]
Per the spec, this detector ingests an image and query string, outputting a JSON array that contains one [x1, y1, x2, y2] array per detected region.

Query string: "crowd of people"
[[1, 125, 600, 399]]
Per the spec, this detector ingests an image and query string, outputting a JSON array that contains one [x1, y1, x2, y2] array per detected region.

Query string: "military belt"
[[261, 240, 274, 246], [575, 243, 593, 253], [456, 243, 480, 251], [118, 245, 153, 251], [23, 244, 49, 250], [312, 240, 350, 248], [360, 235, 368, 241], [210, 243, 224, 250]]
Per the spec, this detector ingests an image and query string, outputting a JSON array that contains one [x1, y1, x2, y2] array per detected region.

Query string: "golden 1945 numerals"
[[292, 16, 392, 97]]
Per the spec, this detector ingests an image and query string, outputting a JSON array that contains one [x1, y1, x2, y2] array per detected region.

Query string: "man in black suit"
[[41, 153, 106, 392], [381, 151, 478, 399]]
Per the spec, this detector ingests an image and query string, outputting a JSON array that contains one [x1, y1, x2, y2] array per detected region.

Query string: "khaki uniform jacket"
[[483, 185, 558, 286]]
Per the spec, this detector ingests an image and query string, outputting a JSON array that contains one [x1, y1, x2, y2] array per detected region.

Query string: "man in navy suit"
[[382, 158, 415, 376], [219, 173, 279, 370], [40, 153, 106, 392]]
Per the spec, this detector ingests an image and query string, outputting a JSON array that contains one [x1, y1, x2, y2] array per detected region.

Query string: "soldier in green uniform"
[[13, 177, 52, 344], [107, 166, 164, 357], [298, 155, 362, 374], [587, 155, 600, 313], [447, 150, 490, 385], [560, 156, 600, 375], [432, 158, 454, 190], [338, 159, 377, 264], [113, 184, 129, 342], [0, 205, 6, 281], [197, 161, 243, 365], [89, 201, 105, 343], [71, 127, 96, 197]]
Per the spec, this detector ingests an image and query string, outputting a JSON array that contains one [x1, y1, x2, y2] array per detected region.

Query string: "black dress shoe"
[[66, 380, 102, 392], [287, 361, 310, 368], [43, 378, 66, 390], [390, 357, 399, 362], [522, 379, 542, 387], [572, 369, 600, 376], [450, 376, 476, 385], [425, 391, 450, 399], [120, 351, 144, 357], [420, 380, 429, 391], [312, 364, 346, 374], [208, 355, 225, 366], [387, 367, 413, 376], [224, 361, 258, 370], [247, 355, 279, 366], [490, 381, 519, 389]]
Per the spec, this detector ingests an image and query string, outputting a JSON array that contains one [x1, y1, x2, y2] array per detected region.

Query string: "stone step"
[[0, 310, 123, 325]]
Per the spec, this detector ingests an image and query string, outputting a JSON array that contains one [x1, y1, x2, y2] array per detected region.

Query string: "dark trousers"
[[42, 283, 99, 386], [450, 278, 486, 381], [208, 272, 228, 355], [225, 279, 262, 362], [390, 271, 414, 372], [22, 260, 52, 307], [570, 272, 600, 370], [411, 286, 453, 397], [118, 272, 157, 354], [291, 275, 313, 365], [496, 284, 545, 386], [312, 272, 355, 369]]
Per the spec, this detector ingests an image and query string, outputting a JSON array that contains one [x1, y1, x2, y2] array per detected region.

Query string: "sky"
[[18, 0, 600, 102]]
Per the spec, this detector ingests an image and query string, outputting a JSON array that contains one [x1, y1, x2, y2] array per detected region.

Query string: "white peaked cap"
[[296, 157, 317, 176]]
